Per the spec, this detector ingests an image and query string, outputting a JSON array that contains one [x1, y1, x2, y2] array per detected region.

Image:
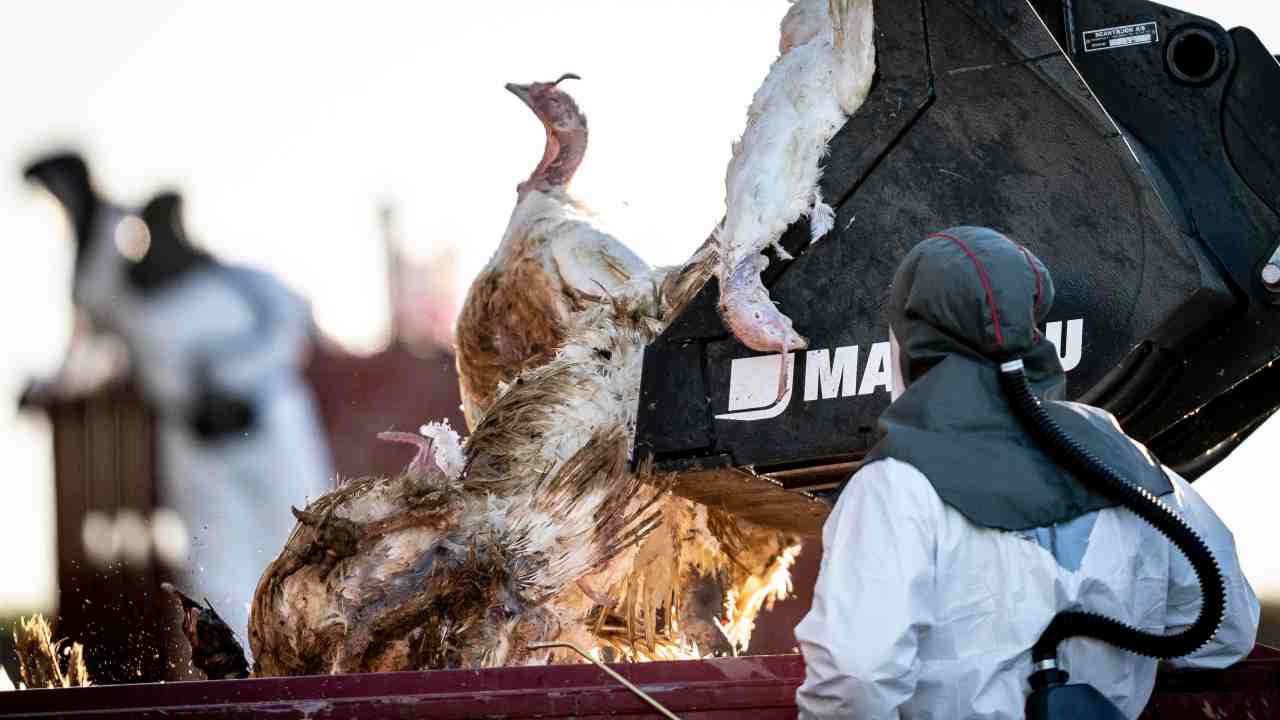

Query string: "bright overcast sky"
[[1, 1, 1277, 613]]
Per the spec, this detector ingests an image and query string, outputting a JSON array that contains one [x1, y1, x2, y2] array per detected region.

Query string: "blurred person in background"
[[24, 152, 334, 646]]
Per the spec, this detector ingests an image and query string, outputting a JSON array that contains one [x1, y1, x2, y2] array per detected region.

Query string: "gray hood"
[[861, 227, 1170, 530]]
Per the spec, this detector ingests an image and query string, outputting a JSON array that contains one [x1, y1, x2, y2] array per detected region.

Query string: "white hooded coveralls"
[[794, 458, 1259, 719], [74, 205, 334, 644]]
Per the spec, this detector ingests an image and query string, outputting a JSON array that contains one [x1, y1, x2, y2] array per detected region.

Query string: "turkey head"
[[506, 73, 588, 196]]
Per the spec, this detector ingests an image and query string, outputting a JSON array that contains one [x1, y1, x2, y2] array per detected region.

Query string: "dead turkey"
[[250, 288, 799, 672], [454, 73, 650, 430], [242, 4, 872, 672], [717, 0, 876, 369]]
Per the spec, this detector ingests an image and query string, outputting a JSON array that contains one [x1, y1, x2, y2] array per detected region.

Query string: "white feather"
[[419, 420, 465, 480], [810, 186, 836, 242], [495, 189, 648, 301]]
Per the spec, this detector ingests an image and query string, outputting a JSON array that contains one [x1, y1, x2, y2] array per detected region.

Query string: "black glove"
[[189, 365, 256, 441]]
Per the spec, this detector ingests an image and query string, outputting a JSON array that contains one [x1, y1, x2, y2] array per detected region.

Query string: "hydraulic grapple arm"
[[634, 0, 1280, 532]]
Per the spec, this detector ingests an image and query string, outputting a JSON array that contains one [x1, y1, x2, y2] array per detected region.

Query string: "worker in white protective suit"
[[25, 153, 334, 649], [794, 226, 1259, 719]]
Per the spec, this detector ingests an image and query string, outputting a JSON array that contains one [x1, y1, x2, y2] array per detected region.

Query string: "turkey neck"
[[519, 125, 587, 199], [499, 117, 590, 263]]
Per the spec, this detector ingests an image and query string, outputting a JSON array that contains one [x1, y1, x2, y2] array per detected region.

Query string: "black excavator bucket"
[[634, 0, 1280, 533]]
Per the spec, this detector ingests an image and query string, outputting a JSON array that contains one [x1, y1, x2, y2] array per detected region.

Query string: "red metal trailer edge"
[[3, 647, 1277, 719]]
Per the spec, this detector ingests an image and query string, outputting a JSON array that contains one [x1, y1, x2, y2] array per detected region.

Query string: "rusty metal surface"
[[668, 465, 830, 535], [0, 655, 802, 719], [4, 650, 1278, 719], [1140, 644, 1280, 718]]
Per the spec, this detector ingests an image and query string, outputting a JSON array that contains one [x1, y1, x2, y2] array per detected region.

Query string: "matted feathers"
[[246, 10, 868, 664], [249, 277, 800, 672]]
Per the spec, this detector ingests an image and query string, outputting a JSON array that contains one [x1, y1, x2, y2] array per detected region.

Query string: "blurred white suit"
[[75, 204, 333, 645]]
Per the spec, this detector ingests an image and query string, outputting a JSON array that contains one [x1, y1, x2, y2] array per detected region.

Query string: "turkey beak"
[[505, 82, 534, 109]]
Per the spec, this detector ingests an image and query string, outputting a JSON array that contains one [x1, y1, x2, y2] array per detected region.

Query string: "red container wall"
[[3, 650, 1278, 719]]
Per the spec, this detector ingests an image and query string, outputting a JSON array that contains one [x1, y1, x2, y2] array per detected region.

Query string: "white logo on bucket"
[[715, 353, 796, 421], [716, 319, 1084, 422]]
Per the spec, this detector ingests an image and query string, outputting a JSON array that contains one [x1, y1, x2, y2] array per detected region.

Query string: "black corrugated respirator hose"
[[998, 359, 1226, 671]]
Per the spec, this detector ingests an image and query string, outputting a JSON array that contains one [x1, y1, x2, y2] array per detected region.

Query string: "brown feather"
[[13, 615, 91, 689]]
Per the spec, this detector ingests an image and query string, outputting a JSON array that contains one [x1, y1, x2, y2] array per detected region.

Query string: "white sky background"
[[1, 1, 1277, 614]]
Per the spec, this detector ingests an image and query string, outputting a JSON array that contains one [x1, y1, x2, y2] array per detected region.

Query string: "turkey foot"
[[718, 253, 806, 404]]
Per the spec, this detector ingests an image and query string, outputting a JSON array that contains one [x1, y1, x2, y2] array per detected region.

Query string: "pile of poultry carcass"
[[247, 0, 874, 674]]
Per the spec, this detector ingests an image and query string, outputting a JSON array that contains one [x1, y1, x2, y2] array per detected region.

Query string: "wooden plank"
[[41, 385, 186, 684]]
